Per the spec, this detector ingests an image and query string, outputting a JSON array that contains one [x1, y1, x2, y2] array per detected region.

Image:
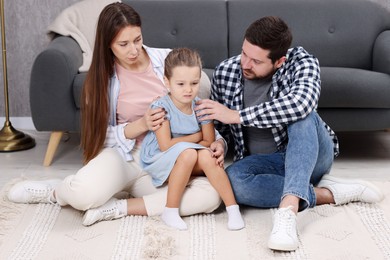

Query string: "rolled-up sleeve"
[[104, 123, 135, 161]]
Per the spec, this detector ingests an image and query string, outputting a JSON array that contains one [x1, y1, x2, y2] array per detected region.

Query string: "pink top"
[[116, 61, 167, 144]]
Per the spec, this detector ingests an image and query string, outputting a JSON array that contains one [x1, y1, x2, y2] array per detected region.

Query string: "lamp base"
[[0, 121, 35, 152]]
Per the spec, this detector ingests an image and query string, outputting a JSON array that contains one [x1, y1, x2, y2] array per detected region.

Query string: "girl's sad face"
[[164, 66, 201, 107]]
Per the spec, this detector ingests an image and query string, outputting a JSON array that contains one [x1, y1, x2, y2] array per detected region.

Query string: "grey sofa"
[[30, 0, 390, 166]]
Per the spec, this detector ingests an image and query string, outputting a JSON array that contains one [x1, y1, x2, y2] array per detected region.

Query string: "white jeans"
[[55, 147, 221, 216]]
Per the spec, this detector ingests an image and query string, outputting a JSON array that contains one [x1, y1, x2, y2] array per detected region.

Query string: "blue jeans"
[[226, 111, 334, 211]]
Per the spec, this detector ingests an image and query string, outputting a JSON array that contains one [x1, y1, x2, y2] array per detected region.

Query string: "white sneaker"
[[317, 175, 384, 205], [268, 206, 298, 251], [7, 179, 62, 204], [82, 198, 126, 226]]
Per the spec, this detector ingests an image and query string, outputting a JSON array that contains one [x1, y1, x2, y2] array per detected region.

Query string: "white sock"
[[116, 199, 128, 215], [226, 204, 245, 230], [161, 207, 187, 230]]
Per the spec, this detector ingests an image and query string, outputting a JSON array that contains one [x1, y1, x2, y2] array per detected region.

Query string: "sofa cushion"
[[319, 67, 390, 108], [373, 31, 390, 75]]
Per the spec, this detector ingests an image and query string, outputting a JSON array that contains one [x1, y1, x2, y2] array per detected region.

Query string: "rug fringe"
[[0, 178, 27, 246], [142, 217, 176, 259]]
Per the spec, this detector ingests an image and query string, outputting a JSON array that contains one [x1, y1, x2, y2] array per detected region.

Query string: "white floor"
[[1, 129, 390, 190]]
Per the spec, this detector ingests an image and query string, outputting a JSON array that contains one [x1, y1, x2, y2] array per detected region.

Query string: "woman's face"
[[111, 25, 143, 69]]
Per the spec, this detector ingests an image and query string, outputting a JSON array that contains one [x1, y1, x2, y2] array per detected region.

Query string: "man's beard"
[[243, 68, 275, 81]]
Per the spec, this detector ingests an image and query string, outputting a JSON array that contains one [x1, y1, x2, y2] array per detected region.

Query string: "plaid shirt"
[[211, 46, 339, 161]]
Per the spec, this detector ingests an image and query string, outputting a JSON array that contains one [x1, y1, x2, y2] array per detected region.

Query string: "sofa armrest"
[[373, 30, 390, 75], [30, 36, 83, 132]]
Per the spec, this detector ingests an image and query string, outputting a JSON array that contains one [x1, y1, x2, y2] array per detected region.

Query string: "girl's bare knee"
[[197, 149, 216, 167], [178, 149, 198, 164]]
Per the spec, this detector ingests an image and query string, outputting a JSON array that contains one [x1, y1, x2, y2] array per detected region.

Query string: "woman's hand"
[[210, 139, 225, 167], [145, 106, 167, 131], [124, 105, 167, 140]]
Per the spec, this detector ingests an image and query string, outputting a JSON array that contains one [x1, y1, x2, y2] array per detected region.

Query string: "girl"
[[141, 48, 245, 230]]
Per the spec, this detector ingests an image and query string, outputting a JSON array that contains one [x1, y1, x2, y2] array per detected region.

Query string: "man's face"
[[240, 39, 285, 80]]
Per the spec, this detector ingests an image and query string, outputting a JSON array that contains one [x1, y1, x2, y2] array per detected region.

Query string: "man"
[[195, 16, 383, 251]]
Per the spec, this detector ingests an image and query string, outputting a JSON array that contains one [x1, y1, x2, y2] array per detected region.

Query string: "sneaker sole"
[[268, 240, 298, 251], [319, 175, 384, 202]]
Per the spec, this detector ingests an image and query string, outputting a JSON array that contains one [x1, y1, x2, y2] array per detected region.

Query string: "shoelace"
[[100, 205, 120, 220], [27, 187, 54, 204], [273, 208, 295, 234]]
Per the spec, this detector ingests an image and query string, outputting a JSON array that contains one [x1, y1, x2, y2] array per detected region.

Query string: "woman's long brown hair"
[[81, 3, 142, 164]]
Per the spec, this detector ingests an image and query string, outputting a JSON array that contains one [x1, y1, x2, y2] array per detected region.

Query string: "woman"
[[8, 2, 223, 226]]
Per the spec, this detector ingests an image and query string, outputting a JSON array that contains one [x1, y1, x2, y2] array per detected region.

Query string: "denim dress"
[[141, 95, 210, 187]]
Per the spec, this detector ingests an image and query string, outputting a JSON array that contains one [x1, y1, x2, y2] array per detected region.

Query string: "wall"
[[0, 0, 389, 124], [0, 0, 80, 120]]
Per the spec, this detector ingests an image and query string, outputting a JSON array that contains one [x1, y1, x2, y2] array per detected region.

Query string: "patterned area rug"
[[1, 179, 390, 259]]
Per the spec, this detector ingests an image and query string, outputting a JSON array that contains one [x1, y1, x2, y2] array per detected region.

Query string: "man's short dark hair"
[[244, 16, 293, 63]]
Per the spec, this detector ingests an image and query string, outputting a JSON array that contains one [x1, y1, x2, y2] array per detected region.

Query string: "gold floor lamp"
[[0, 0, 35, 151]]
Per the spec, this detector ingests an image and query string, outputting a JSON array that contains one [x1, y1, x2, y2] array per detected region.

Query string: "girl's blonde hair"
[[164, 48, 202, 79]]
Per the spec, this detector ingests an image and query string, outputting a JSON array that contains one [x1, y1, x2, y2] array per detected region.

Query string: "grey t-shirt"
[[243, 78, 277, 155]]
